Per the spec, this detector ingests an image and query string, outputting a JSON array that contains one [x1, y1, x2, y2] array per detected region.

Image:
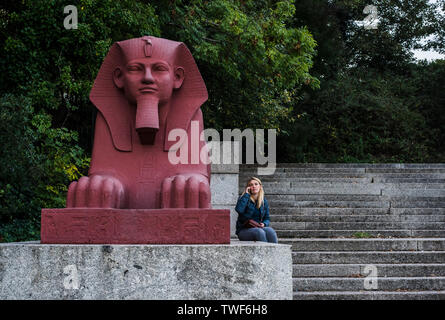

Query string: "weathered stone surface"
[[210, 174, 239, 205], [0, 241, 292, 300], [211, 163, 240, 174], [210, 163, 239, 237]]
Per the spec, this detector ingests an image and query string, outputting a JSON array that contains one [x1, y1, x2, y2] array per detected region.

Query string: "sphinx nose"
[[142, 67, 154, 83]]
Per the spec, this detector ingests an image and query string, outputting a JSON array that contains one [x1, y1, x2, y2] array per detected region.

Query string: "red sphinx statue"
[[67, 36, 210, 209], [41, 36, 230, 244]]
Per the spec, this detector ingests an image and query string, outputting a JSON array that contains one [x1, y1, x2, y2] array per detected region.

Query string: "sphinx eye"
[[127, 65, 142, 72], [153, 64, 169, 71]]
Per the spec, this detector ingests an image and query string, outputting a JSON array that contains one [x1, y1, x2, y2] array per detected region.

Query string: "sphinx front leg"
[[161, 174, 210, 208], [66, 175, 125, 208]]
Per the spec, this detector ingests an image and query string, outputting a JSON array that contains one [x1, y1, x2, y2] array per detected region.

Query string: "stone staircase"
[[239, 163, 445, 300]]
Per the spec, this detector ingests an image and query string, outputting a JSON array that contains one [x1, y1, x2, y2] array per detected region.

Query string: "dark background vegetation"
[[0, 0, 444, 242]]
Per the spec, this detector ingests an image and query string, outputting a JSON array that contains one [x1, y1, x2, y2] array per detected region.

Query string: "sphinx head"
[[90, 36, 207, 150], [113, 57, 184, 106], [112, 37, 185, 144]]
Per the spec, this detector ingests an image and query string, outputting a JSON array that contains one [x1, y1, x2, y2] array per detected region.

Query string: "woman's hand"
[[260, 223, 265, 228], [245, 186, 251, 194]]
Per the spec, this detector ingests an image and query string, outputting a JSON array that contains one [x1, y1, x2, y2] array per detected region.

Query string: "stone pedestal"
[[0, 241, 293, 300], [41, 208, 230, 244], [210, 152, 240, 238]]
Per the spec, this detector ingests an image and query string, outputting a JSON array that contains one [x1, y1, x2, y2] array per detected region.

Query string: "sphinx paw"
[[66, 175, 125, 208], [161, 174, 210, 208]]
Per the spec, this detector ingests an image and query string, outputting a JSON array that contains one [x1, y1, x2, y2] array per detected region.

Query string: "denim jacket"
[[235, 193, 270, 235]]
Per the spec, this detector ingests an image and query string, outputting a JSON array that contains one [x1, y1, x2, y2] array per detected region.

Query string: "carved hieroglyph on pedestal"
[[41, 36, 230, 244], [42, 209, 229, 244]]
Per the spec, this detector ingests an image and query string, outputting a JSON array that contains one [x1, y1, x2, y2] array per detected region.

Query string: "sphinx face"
[[113, 57, 185, 144], [119, 58, 180, 105]]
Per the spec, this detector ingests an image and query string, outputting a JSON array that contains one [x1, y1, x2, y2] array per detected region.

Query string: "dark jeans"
[[237, 227, 278, 243]]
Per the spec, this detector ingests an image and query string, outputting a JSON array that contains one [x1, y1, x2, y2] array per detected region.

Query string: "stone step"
[[271, 208, 392, 215], [240, 172, 369, 178], [370, 174, 445, 179], [375, 178, 445, 183], [260, 178, 445, 189], [292, 263, 445, 277], [262, 182, 445, 190], [241, 172, 445, 179], [273, 221, 445, 230], [278, 230, 445, 238], [292, 251, 445, 264], [274, 168, 368, 173], [366, 168, 445, 174], [272, 214, 445, 223], [391, 208, 445, 215], [244, 168, 445, 174], [293, 291, 445, 300], [242, 177, 445, 184], [269, 200, 445, 208], [280, 239, 445, 251], [267, 194, 445, 201], [261, 186, 383, 195], [263, 188, 445, 198], [293, 277, 445, 291], [277, 230, 411, 238], [267, 194, 383, 201], [241, 177, 373, 183], [412, 231, 445, 238], [258, 168, 445, 174], [382, 189, 445, 197], [240, 163, 445, 169], [272, 207, 445, 215], [391, 201, 445, 208], [269, 200, 391, 208]]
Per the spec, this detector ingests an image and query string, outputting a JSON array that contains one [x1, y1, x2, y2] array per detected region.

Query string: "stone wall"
[[0, 241, 293, 300]]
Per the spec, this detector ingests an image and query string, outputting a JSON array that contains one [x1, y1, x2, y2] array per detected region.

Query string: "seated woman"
[[235, 177, 278, 243]]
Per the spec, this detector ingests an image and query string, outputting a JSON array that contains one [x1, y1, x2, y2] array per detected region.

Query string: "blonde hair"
[[242, 177, 264, 209]]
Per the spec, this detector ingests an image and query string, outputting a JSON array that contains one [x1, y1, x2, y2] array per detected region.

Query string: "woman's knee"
[[252, 228, 267, 240], [263, 227, 278, 243], [253, 227, 266, 236], [238, 228, 265, 241]]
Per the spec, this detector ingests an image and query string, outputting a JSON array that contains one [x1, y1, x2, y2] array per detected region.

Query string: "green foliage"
[[278, 0, 445, 163], [351, 232, 374, 238], [282, 67, 440, 162], [0, 0, 318, 242], [0, 0, 160, 241], [0, 94, 90, 241], [155, 0, 319, 131]]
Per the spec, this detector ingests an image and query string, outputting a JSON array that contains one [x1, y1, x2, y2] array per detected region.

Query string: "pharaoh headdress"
[[89, 36, 208, 151]]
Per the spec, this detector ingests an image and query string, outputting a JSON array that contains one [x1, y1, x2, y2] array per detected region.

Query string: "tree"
[[153, 0, 319, 131], [277, 0, 445, 163], [0, 0, 318, 241]]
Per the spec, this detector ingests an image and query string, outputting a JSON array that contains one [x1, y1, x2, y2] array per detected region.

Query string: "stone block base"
[[0, 241, 292, 300], [41, 208, 230, 244]]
